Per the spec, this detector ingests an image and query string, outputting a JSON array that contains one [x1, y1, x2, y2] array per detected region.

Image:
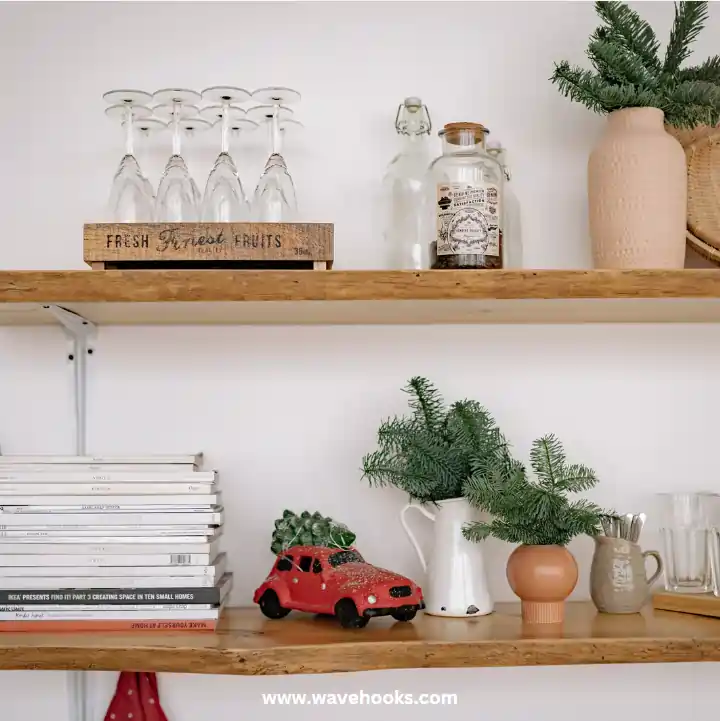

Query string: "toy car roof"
[[275, 545, 360, 559]]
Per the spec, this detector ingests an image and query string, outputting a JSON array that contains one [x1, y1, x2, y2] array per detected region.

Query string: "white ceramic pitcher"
[[400, 497, 493, 617]]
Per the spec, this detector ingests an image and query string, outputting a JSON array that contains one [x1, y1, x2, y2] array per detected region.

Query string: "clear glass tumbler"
[[657, 492, 715, 594]]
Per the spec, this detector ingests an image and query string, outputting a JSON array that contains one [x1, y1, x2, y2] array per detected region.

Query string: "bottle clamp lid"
[[395, 97, 431, 135]]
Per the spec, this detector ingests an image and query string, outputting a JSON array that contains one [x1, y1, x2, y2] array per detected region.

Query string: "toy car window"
[[312, 559, 322, 574], [276, 555, 293, 572], [299, 555, 313, 572], [328, 550, 365, 568]]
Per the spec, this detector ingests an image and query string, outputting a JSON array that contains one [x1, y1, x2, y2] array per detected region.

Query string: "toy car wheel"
[[259, 590, 291, 619], [391, 608, 417, 622], [335, 599, 369, 629]]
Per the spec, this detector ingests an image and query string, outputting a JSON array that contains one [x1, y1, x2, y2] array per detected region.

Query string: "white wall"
[[1, 1, 719, 719]]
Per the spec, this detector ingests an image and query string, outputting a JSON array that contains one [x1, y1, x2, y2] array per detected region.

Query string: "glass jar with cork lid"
[[429, 122, 504, 269]]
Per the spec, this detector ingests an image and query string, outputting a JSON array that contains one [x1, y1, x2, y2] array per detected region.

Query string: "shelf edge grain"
[[0, 638, 718, 675], [2, 269, 720, 303]]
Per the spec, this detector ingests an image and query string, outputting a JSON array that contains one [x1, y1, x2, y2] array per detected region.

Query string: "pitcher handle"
[[642, 550, 663, 586], [400, 501, 436, 573]]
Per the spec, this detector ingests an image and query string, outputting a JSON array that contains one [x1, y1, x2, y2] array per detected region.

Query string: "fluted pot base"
[[521, 600, 565, 624]]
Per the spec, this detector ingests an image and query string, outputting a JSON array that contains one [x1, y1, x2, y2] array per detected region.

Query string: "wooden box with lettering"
[[83, 222, 334, 269]]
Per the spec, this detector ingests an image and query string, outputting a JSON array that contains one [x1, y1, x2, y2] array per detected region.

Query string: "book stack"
[[0, 453, 231, 631]]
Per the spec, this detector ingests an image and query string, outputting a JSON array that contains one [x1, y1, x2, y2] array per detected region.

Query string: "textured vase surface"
[[588, 107, 687, 268], [506, 544, 578, 624]]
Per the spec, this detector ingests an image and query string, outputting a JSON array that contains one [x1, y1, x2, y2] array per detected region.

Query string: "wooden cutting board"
[[653, 592, 720, 618]]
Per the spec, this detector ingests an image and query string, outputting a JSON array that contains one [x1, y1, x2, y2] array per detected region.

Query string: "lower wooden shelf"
[[0, 602, 718, 675]]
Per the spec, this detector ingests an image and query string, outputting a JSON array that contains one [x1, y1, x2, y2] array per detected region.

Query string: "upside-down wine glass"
[[247, 87, 301, 221], [103, 89, 156, 221], [199, 86, 256, 221], [153, 88, 205, 222]]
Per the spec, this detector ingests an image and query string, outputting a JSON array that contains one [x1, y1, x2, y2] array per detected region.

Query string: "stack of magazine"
[[0, 453, 231, 631]]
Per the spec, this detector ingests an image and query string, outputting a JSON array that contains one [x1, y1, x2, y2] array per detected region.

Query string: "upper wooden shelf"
[[0, 603, 718, 675], [1, 269, 720, 326]]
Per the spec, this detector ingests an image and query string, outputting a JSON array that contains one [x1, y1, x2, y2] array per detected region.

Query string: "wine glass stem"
[[221, 105, 229, 155], [172, 102, 181, 156], [271, 105, 281, 155], [124, 106, 134, 156]]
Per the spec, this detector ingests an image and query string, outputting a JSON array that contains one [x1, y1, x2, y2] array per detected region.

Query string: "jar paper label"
[[436, 182, 501, 257]]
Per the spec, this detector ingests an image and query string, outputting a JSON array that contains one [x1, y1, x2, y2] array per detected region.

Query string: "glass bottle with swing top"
[[381, 97, 432, 269]]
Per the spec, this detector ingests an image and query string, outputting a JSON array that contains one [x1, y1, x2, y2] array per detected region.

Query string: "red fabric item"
[[104, 671, 170, 721]]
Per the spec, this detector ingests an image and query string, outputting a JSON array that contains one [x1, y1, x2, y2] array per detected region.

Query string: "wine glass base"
[[246, 104, 294, 123], [133, 117, 168, 136], [229, 118, 260, 133], [105, 104, 153, 121], [152, 103, 201, 121], [199, 105, 248, 124], [201, 86, 252, 105], [103, 89, 153, 106], [152, 88, 202, 106], [178, 117, 213, 134], [251, 86, 301, 105]]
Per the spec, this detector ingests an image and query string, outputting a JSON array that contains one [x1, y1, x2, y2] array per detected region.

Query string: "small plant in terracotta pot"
[[463, 435, 609, 624]]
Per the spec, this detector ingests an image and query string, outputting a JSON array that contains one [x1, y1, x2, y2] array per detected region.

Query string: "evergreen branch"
[[550, 62, 609, 114], [664, 1, 708, 74], [376, 417, 415, 453], [445, 400, 496, 451], [594, 83, 664, 111], [404, 377, 445, 433], [588, 39, 657, 87], [553, 1, 720, 128], [529, 434, 565, 491], [361, 446, 439, 489], [663, 80, 720, 127], [464, 435, 607, 547], [557, 463, 599, 493], [594, 1, 661, 71], [363, 378, 508, 504], [462, 521, 493, 543], [677, 55, 720, 83]]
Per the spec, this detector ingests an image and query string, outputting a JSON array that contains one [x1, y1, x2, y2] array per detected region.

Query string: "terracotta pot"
[[506, 544, 578, 624], [588, 107, 687, 269]]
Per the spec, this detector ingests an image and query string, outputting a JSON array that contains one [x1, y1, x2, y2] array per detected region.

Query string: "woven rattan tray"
[[668, 123, 720, 264]]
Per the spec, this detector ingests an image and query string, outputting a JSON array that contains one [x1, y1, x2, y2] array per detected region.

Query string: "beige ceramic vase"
[[506, 544, 578, 624], [588, 107, 687, 268]]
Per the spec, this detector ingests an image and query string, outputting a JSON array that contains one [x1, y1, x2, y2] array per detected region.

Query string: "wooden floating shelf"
[[0, 603, 719, 675], [1, 269, 720, 326]]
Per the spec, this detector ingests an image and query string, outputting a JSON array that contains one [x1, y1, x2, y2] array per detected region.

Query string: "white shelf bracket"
[[42, 305, 96, 721], [42, 305, 96, 457]]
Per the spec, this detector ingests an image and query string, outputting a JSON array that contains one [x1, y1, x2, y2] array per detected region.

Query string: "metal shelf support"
[[42, 305, 96, 456], [42, 305, 97, 721]]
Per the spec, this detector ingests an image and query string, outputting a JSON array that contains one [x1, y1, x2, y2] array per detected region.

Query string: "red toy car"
[[253, 545, 424, 628]]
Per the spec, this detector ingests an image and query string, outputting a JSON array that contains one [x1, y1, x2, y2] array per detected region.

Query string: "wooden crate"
[[84, 223, 334, 270], [652, 591, 720, 618]]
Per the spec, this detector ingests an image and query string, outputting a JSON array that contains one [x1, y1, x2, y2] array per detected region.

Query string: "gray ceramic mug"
[[590, 535, 663, 614]]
